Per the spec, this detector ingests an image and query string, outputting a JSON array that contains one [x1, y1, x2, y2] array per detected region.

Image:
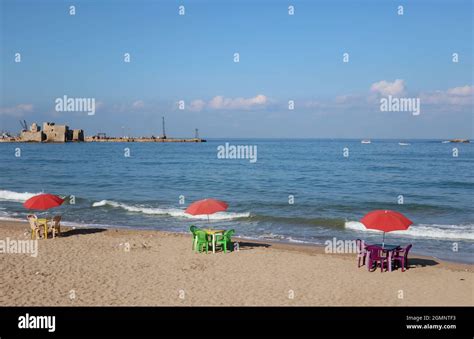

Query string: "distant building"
[[42, 122, 68, 142], [20, 123, 45, 142], [19, 122, 84, 142], [30, 123, 40, 132], [71, 129, 84, 141]]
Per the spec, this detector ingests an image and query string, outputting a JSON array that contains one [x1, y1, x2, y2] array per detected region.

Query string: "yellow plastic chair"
[[27, 215, 41, 240], [49, 215, 61, 238]]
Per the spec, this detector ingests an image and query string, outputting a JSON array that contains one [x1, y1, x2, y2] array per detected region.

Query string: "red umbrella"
[[360, 210, 412, 247], [185, 198, 228, 223], [24, 193, 64, 210]]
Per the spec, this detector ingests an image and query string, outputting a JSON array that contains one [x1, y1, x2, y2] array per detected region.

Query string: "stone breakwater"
[[85, 137, 206, 143], [0, 137, 206, 143]]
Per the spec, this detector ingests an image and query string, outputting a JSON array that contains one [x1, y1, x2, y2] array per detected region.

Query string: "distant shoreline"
[[0, 137, 470, 143], [0, 137, 206, 143]]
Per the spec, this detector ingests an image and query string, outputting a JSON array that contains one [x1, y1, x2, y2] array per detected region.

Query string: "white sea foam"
[[0, 214, 122, 230], [258, 233, 285, 240], [287, 237, 312, 244], [92, 200, 250, 220], [0, 215, 23, 222], [256, 233, 316, 245], [345, 221, 474, 240], [0, 190, 40, 202], [91, 200, 109, 207]]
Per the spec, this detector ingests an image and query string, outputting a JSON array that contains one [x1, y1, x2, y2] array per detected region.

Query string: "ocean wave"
[[0, 211, 23, 222], [0, 217, 25, 223], [0, 189, 40, 202], [92, 200, 250, 220], [0, 215, 122, 229], [248, 214, 346, 228], [287, 237, 313, 244], [0, 210, 19, 217], [345, 221, 474, 240], [317, 200, 462, 214], [257, 233, 286, 240]]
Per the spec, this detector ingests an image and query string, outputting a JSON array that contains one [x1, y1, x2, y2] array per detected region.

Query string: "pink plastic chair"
[[356, 239, 367, 267], [366, 245, 388, 273], [392, 244, 412, 272]]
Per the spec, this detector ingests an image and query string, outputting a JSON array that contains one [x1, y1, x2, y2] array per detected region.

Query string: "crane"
[[161, 116, 167, 139], [19, 120, 28, 131]]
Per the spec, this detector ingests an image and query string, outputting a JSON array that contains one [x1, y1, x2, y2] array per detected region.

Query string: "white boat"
[[441, 140, 450, 143], [398, 142, 410, 146], [361, 140, 371, 144]]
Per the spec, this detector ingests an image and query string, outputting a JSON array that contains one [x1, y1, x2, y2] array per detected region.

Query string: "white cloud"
[[0, 104, 34, 116], [261, 83, 471, 115], [209, 94, 267, 109], [447, 85, 473, 97], [370, 79, 406, 97], [186, 94, 268, 111], [132, 100, 145, 109], [420, 85, 473, 106], [189, 99, 206, 112]]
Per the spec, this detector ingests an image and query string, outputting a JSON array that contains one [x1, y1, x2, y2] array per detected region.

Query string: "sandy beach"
[[0, 220, 472, 306]]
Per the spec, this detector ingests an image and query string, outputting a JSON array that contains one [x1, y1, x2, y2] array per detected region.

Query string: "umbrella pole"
[[382, 232, 385, 248]]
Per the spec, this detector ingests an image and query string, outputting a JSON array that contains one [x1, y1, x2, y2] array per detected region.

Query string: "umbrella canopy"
[[361, 210, 413, 232], [360, 210, 412, 247], [185, 198, 228, 216], [23, 193, 64, 210]]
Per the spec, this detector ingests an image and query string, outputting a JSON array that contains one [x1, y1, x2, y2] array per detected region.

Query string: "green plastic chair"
[[190, 225, 198, 250], [215, 229, 235, 253], [194, 230, 210, 253]]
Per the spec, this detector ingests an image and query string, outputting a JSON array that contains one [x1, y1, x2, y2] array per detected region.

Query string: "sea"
[[0, 139, 472, 263]]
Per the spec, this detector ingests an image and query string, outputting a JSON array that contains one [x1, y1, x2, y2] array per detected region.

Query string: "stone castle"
[[20, 122, 84, 142]]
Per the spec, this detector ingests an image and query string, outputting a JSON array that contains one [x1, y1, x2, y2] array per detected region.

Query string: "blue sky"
[[1, 0, 472, 138]]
